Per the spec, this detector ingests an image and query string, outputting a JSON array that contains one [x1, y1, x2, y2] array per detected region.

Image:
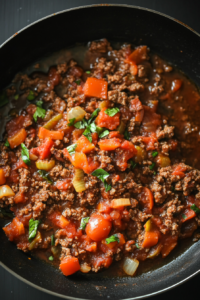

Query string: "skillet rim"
[[0, 4, 200, 300]]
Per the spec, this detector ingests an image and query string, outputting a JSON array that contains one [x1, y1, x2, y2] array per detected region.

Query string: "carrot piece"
[[56, 179, 71, 191], [60, 256, 80, 276], [98, 138, 121, 151], [48, 212, 69, 228], [3, 217, 25, 241], [85, 242, 97, 252], [139, 187, 154, 214], [38, 127, 64, 140], [96, 107, 120, 130], [142, 231, 159, 248], [182, 208, 196, 222], [172, 164, 187, 178], [84, 77, 108, 99], [8, 128, 27, 149], [76, 135, 95, 154], [14, 191, 26, 203], [126, 46, 148, 65], [0, 169, 6, 185]]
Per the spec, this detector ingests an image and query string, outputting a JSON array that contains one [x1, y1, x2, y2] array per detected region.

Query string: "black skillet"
[[1, 4, 200, 300]]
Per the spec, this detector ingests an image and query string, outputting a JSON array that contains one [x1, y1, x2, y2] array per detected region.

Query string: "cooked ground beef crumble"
[[1, 39, 200, 276]]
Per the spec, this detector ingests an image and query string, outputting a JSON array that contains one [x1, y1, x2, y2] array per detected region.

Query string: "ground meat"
[[89, 38, 112, 53]]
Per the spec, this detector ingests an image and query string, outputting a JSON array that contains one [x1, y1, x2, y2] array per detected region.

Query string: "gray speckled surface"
[[1, 0, 200, 299]]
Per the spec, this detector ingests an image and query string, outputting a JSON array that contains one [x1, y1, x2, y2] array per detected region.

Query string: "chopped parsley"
[[124, 128, 130, 140], [68, 118, 76, 126], [74, 119, 87, 129], [0, 91, 9, 107], [66, 144, 77, 156], [79, 217, 90, 230], [21, 143, 31, 165], [14, 94, 19, 100], [92, 168, 111, 192], [49, 256, 54, 261], [27, 90, 35, 101], [51, 234, 55, 246], [33, 101, 46, 122], [135, 243, 140, 249], [29, 218, 40, 241], [86, 71, 91, 74], [106, 234, 120, 244], [152, 151, 158, 157], [153, 171, 157, 175], [182, 214, 187, 220], [190, 204, 200, 214], [105, 107, 120, 117], [149, 162, 155, 170], [75, 79, 81, 85], [130, 161, 137, 169], [88, 108, 100, 124], [38, 170, 53, 184], [99, 130, 109, 138], [4, 140, 10, 147]]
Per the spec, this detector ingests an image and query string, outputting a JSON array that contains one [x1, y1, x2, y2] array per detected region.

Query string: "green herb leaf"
[[68, 118, 76, 127], [149, 162, 155, 170], [85, 134, 92, 142], [182, 214, 187, 220], [36, 100, 43, 107], [190, 204, 200, 214], [21, 143, 31, 165], [106, 234, 120, 244], [33, 106, 46, 122], [124, 128, 130, 140], [49, 256, 54, 261], [0, 91, 9, 107], [171, 186, 175, 192], [88, 108, 100, 124], [135, 243, 140, 249], [14, 94, 19, 100], [152, 151, 158, 157], [38, 170, 53, 184], [75, 79, 81, 85], [51, 234, 55, 246], [130, 161, 137, 169], [66, 144, 77, 156], [88, 122, 97, 133], [92, 168, 111, 191], [105, 107, 120, 117], [79, 217, 90, 230], [29, 218, 40, 241], [74, 118, 88, 129], [99, 130, 109, 138], [27, 90, 35, 101], [4, 140, 10, 147], [86, 71, 91, 74], [153, 171, 157, 175], [0, 208, 14, 219], [83, 126, 92, 142]]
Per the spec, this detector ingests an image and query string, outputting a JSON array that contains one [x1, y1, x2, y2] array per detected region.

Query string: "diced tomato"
[[12, 159, 29, 170], [56, 179, 71, 191], [96, 107, 120, 130], [30, 138, 54, 160], [48, 212, 69, 228], [91, 132, 98, 145], [139, 134, 158, 151], [97, 201, 112, 213], [6, 115, 31, 137], [142, 106, 161, 133], [126, 46, 148, 65], [85, 213, 112, 241], [101, 233, 125, 252], [98, 138, 122, 151], [85, 242, 97, 252], [8, 128, 27, 149], [8, 170, 19, 183], [108, 131, 123, 139], [38, 127, 64, 140], [138, 187, 154, 214], [142, 231, 159, 248], [91, 255, 113, 269], [60, 256, 80, 276], [172, 164, 187, 178], [0, 169, 6, 185], [171, 79, 182, 93], [182, 208, 196, 223], [161, 235, 178, 257], [84, 77, 108, 99], [130, 97, 143, 111], [3, 217, 25, 241], [14, 191, 26, 203], [76, 135, 95, 154]]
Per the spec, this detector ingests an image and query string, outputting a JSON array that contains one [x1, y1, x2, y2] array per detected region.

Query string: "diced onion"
[[29, 231, 42, 250], [99, 100, 110, 109], [117, 120, 126, 134], [36, 159, 55, 171], [111, 198, 131, 208], [67, 106, 86, 122], [43, 113, 63, 130], [0, 185, 15, 199], [123, 257, 139, 276], [147, 243, 162, 259], [51, 245, 60, 257], [80, 263, 91, 273], [72, 168, 86, 192], [135, 146, 146, 163], [29, 153, 38, 161]]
